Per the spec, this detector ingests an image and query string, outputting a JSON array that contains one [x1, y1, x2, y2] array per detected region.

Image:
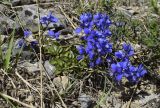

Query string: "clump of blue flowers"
[[40, 12, 60, 40], [16, 12, 147, 83], [17, 12, 60, 48], [76, 12, 147, 83], [40, 12, 58, 25], [16, 29, 38, 48], [76, 13, 112, 67]]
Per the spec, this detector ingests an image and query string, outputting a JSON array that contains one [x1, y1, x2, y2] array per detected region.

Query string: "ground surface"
[[0, 0, 160, 108]]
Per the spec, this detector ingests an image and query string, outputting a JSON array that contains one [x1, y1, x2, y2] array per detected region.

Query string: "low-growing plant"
[[15, 11, 148, 84], [75, 12, 147, 83]]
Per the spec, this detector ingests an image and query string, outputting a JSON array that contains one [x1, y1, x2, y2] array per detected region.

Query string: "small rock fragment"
[[18, 61, 40, 73], [53, 76, 69, 94], [44, 61, 56, 76], [78, 94, 92, 108], [25, 95, 34, 102]]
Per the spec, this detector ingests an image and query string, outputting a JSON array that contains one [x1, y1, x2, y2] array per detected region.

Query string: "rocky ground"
[[0, 0, 160, 108]]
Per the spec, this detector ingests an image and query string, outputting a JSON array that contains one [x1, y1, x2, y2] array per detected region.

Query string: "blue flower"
[[104, 43, 112, 53], [85, 42, 94, 53], [88, 51, 95, 60], [80, 13, 92, 22], [111, 63, 123, 81], [77, 55, 84, 61], [16, 39, 25, 48], [106, 18, 112, 26], [122, 43, 134, 57], [79, 13, 94, 29], [136, 64, 147, 77], [76, 13, 113, 68], [87, 35, 95, 42], [111, 60, 147, 82], [134, 64, 147, 81], [106, 57, 113, 63], [95, 57, 102, 65], [24, 30, 32, 38], [116, 74, 123, 81], [40, 16, 48, 24], [84, 28, 91, 35], [75, 27, 82, 34], [89, 61, 95, 68], [77, 45, 85, 55], [30, 41, 38, 47], [93, 13, 111, 32], [55, 32, 60, 39], [40, 12, 58, 24], [111, 60, 131, 81], [75, 12, 147, 83], [48, 30, 55, 36], [47, 12, 58, 23], [103, 29, 112, 36], [48, 30, 60, 39], [75, 13, 93, 34], [115, 50, 125, 59], [93, 13, 102, 21], [111, 63, 117, 73]]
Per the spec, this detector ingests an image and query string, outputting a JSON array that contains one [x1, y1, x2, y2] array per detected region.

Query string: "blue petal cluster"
[[40, 12, 58, 24], [17, 30, 38, 48], [112, 43, 147, 82], [115, 43, 134, 59], [24, 29, 32, 38], [76, 12, 147, 83], [76, 13, 112, 68], [111, 60, 147, 82], [48, 30, 60, 40], [40, 12, 60, 39], [16, 38, 26, 48]]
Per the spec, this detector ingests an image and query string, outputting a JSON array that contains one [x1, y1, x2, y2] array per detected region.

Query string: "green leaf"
[[0, 35, 3, 60], [4, 29, 15, 71]]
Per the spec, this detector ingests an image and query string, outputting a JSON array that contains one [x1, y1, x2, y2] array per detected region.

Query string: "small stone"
[[78, 94, 92, 108], [18, 61, 40, 73], [53, 76, 69, 94], [44, 61, 56, 76], [25, 95, 34, 102], [11, 0, 21, 6]]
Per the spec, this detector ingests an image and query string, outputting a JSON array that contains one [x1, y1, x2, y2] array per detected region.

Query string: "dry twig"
[[0, 93, 36, 108], [58, 5, 76, 29]]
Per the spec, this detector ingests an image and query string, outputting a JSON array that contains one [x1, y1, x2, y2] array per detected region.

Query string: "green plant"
[[0, 28, 15, 71], [151, 0, 160, 15]]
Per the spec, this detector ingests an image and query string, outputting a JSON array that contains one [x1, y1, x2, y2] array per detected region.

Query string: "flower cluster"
[[115, 43, 134, 60], [48, 30, 60, 40], [17, 12, 60, 48], [40, 12, 58, 24], [111, 59, 147, 82], [111, 43, 147, 82], [16, 38, 25, 48], [76, 13, 112, 68], [16, 29, 38, 48], [76, 12, 147, 83], [40, 12, 60, 39]]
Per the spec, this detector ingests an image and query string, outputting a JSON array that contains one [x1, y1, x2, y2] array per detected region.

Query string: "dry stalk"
[[35, 0, 43, 108], [1, 69, 16, 89], [15, 70, 40, 94], [0, 93, 36, 108], [126, 83, 138, 108], [58, 5, 76, 29]]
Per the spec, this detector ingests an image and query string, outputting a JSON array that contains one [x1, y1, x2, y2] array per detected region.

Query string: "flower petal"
[[75, 27, 82, 34]]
